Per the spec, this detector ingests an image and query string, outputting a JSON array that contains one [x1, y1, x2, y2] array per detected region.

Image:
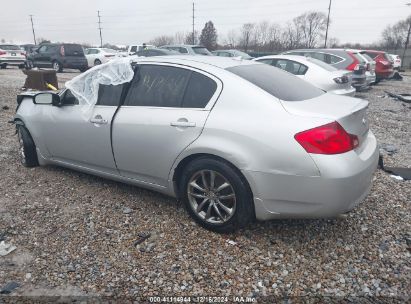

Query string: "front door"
[[112, 63, 221, 187], [39, 86, 124, 174]]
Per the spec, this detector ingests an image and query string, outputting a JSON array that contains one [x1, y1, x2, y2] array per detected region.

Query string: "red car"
[[362, 50, 393, 82]]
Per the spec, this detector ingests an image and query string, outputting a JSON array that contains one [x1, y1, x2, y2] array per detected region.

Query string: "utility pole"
[[192, 1, 195, 45], [324, 0, 332, 48], [402, 19, 411, 69], [97, 10, 103, 48], [402, 4, 411, 69], [29, 15, 37, 45]]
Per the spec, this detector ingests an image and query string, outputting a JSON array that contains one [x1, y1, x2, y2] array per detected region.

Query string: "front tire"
[[94, 59, 102, 66], [0, 63, 7, 69], [180, 157, 254, 233], [17, 125, 39, 167], [52, 61, 63, 72]]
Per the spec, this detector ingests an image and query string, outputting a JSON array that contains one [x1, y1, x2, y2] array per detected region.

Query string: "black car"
[[26, 43, 88, 72], [135, 48, 180, 57]]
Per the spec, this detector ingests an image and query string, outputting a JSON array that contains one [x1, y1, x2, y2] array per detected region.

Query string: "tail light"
[[346, 52, 360, 71], [60, 46, 65, 56], [333, 75, 349, 84], [0, 51, 6, 56], [294, 121, 359, 155]]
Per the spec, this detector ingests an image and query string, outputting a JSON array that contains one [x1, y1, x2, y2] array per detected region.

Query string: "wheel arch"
[[172, 153, 255, 213]]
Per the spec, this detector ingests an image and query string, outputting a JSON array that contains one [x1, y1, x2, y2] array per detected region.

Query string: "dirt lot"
[[0, 67, 410, 302]]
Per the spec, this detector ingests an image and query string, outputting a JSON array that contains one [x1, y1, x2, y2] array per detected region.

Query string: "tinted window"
[[272, 59, 308, 75], [307, 57, 337, 71], [308, 52, 325, 61], [130, 46, 137, 53], [364, 52, 377, 59], [0, 45, 20, 50], [179, 47, 189, 54], [64, 44, 84, 56], [256, 59, 274, 65], [328, 54, 343, 64], [227, 64, 324, 101], [192, 47, 211, 55], [124, 65, 190, 107], [96, 84, 124, 106], [182, 72, 217, 108], [62, 90, 79, 105]]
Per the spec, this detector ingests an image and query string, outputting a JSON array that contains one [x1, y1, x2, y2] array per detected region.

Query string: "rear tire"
[[180, 157, 254, 233], [17, 125, 39, 167], [0, 64, 7, 69], [25, 60, 33, 69], [52, 60, 63, 72], [94, 59, 102, 66]]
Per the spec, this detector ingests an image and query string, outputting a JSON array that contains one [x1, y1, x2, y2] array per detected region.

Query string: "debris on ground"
[[134, 232, 151, 246], [389, 72, 403, 81], [226, 239, 237, 245], [0, 241, 16, 256], [378, 155, 411, 181], [0, 282, 20, 294], [1, 105, 9, 110], [122, 207, 133, 214], [385, 91, 411, 103], [380, 143, 398, 155]]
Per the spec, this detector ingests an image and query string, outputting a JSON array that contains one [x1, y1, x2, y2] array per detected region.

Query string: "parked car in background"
[[388, 54, 401, 70], [14, 56, 378, 232], [283, 49, 368, 91], [0, 44, 26, 69], [212, 50, 253, 60], [127, 44, 155, 55], [135, 48, 181, 57], [253, 55, 355, 96], [26, 43, 88, 72], [361, 50, 394, 82], [356, 51, 376, 85], [85, 48, 118, 67], [160, 45, 212, 55], [20, 44, 37, 55]]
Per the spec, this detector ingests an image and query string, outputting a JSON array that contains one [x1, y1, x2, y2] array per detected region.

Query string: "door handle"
[[170, 121, 196, 127], [90, 115, 108, 124]]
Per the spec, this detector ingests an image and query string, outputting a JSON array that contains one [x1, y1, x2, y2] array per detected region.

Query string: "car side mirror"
[[34, 92, 61, 106]]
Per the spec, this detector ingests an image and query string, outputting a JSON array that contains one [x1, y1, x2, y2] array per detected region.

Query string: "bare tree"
[[224, 29, 239, 48], [381, 18, 409, 50], [174, 31, 186, 44], [240, 23, 255, 52], [149, 35, 174, 47], [184, 31, 198, 44], [293, 11, 327, 48]]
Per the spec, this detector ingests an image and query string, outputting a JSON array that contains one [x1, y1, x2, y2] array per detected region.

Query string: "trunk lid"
[[281, 94, 369, 145]]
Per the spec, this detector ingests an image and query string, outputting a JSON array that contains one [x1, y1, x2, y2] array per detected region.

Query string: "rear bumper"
[[246, 130, 379, 221], [351, 75, 367, 89], [62, 59, 88, 69], [329, 86, 356, 97], [0, 59, 25, 65]]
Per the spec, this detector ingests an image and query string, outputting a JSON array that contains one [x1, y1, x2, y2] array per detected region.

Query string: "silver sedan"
[[13, 56, 379, 232], [254, 55, 356, 96]]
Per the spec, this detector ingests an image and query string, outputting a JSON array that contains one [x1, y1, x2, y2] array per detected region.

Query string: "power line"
[[324, 0, 332, 47], [29, 15, 36, 45], [97, 10, 103, 47]]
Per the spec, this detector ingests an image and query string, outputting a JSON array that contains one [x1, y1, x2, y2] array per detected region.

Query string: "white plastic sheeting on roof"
[[65, 57, 134, 118]]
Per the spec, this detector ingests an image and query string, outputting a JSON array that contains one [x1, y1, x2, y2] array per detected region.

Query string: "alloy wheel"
[[53, 62, 60, 72], [187, 170, 236, 224]]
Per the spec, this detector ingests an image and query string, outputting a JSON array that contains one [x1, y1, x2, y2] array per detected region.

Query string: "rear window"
[[64, 44, 84, 56], [0, 45, 20, 50], [192, 47, 211, 55], [306, 57, 337, 71], [227, 64, 324, 101]]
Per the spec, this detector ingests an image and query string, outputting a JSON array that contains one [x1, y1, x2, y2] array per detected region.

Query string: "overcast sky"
[[0, 0, 408, 46]]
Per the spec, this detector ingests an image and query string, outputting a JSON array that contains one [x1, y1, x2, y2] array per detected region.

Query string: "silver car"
[[13, 56, 379, 232], [160, 45, 212, 56], [253, 55, 356, 96]]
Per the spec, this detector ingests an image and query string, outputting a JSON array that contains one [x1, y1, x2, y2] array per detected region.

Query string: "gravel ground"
[[0, 67, 410, 302]]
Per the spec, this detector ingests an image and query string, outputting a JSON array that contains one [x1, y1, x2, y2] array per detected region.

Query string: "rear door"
[[112, 63, 221, 187]]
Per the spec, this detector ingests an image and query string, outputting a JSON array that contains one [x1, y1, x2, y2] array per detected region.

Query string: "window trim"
[[121, 62, 223, 111]]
